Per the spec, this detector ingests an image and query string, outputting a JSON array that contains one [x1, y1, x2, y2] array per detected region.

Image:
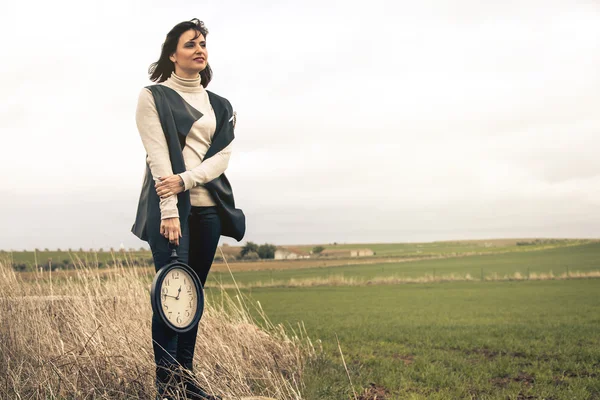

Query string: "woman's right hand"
[[160, 218, 182, 245]]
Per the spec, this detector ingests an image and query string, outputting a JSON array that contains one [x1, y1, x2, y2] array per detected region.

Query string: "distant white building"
[[321, 248, 374, 257], [350, 249, 375, 257], [274, 247, 311, 260]]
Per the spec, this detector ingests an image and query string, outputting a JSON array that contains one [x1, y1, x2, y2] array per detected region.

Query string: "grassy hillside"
[[206, 241, 600, 287], [3, 238, 592, 271], [293, 238, 592, 257]]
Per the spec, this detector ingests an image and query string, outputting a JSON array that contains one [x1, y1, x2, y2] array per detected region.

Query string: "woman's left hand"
[[155, 175, 185, 198]]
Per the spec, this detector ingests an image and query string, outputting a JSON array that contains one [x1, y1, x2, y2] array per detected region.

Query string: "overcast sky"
[[1, 0, 599, 250]]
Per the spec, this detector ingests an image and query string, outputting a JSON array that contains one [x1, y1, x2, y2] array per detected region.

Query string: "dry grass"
[[212, 269, 600, 289], [0, 259, 316, 399]]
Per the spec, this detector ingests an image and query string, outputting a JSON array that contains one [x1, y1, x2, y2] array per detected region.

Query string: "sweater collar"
[[163, 71, 203, 93]]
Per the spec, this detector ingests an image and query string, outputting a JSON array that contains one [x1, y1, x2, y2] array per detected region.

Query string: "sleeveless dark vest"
[[131, 84, 246, 244]]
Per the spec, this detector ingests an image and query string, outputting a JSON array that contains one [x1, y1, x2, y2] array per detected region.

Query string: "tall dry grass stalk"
[[0, 257, 315, 399]]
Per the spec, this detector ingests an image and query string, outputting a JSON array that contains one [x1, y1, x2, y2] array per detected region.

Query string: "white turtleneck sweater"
[[135, 72, 233, 219]]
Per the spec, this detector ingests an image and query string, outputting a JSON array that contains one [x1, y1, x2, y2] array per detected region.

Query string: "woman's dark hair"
[[148, 18, 212, 87]]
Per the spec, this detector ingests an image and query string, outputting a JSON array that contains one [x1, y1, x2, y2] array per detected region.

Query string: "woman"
[[131, 18, 245, 400]]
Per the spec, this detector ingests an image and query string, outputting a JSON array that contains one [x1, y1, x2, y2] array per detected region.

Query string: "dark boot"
[[184, 383, 222, 400], [156, 364, 181, 400], [179, 369, 222, 400]]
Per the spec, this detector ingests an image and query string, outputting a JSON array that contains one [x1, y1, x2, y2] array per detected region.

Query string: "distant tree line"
[[312, 246, 325, 254], [10, 257, 155, 272], [6, 242, 286, 272], [238, 242, 277, 260]]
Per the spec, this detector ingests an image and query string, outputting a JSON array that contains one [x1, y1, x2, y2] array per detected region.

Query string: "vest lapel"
[[205, 90, 235, 160]]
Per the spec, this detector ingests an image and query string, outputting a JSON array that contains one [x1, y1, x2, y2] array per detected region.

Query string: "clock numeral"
[[189, 301, 193, 308], [177, 315, 182, 324], [173, 271, 180, 279], [184, 278, 187, 284], [165, 279, 170, 286], [185, 311, 190, 317], [162, 287, 168, 294], [168, 312, 172, 318]]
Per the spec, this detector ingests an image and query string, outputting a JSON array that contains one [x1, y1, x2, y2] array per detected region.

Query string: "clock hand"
[[163, 294, 178, 299], [176, 286, 182, 300]]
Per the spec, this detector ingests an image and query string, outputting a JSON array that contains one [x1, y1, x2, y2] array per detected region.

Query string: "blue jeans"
[[148, 206, 222, 394]]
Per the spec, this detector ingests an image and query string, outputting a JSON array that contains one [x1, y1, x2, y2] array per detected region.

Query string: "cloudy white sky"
[[1, 0, 599, 250]]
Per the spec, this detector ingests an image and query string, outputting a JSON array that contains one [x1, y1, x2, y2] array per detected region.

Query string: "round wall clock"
[[150, 247, 204, 333]]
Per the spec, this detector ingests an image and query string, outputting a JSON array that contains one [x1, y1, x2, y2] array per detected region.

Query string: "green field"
[[207, 242, 600, 287], [223, 279, 600, 399]]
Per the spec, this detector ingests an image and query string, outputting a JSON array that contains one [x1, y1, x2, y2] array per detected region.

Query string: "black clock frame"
[[150, 255, 205, 333]]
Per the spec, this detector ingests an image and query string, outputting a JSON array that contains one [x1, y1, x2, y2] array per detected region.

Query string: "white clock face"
[[160, 267, 198, 328]]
